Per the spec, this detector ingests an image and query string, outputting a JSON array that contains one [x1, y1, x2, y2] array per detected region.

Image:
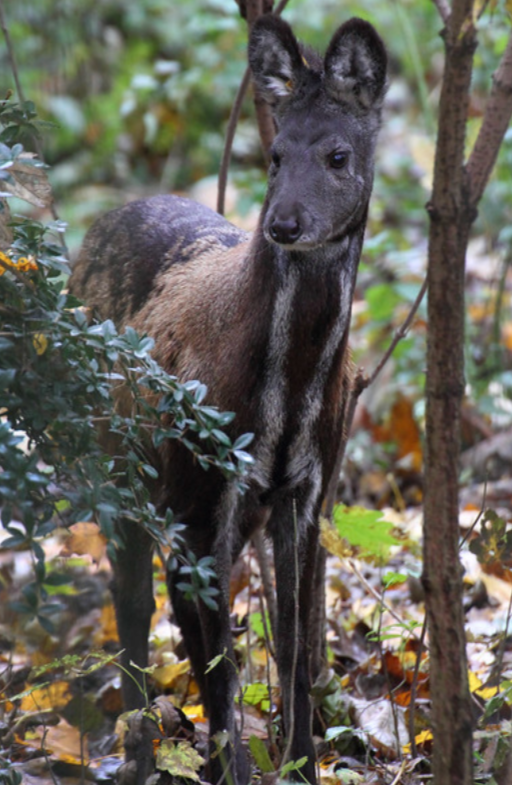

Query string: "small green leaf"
[[242, 682, 271, 712], [249, 735, 274, 774], [281, 756, 308, 777], [332, 504, 401, 562]]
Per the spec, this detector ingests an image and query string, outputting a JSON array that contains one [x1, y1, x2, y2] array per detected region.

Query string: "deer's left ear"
[[324, 18, 387, 110]]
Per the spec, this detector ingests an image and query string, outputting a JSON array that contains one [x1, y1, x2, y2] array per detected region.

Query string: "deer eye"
[[329, 151, 348, 169]]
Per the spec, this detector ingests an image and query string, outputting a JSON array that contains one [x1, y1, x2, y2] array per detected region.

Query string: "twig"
[[348, 558, 422, 643], [459, 477, 487, 547], [467, 29, 512, 208], [367, 276, 428, 389], [431, 0, 451, 24], [376, 581, 404, 762], [258, 589, 277, 746], [0, 0, 25, 104], [407, 616, 428, 757], [0, 0, 65, 242], [217, 67, 252, 216], [252, 527, 278, 642], [493, 581, 512, 688], [217, 0, 293, 214], [323, 367, 364, 517], [389, 758, 408, 785], [324, 275, 428, 519]]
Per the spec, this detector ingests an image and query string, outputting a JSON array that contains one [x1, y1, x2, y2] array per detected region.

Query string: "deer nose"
[[269, 217, 301, 245]]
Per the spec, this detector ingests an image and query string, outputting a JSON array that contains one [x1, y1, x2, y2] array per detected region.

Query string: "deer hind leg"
[[269, 493, 320, 785], [111, 519, 156, 710], [168, 521, 250, 785]]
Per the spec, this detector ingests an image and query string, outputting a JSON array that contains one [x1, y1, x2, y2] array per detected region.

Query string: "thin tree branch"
[[323, 276, 428, 519], [217, 0, 292, 214], [348, 559, 422, 642], [217, 67, 252, 215], [407, 616, 428, 758], [0, 0, 26, 104], [466, 29, 512, 208], [431, 0, 451, 25], [0, 0, 65, 241], [323, 368, 364, 518], [366, 276, 428, 389], [252, 527, 277, 641]]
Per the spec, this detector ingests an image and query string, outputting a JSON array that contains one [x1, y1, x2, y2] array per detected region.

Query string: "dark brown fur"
[[70, 16, 387, 785]]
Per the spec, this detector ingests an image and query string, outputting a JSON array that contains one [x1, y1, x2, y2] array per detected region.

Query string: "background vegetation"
[[4, 0, 512, 427]]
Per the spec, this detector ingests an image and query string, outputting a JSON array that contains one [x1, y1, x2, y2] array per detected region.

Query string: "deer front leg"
[[270, 496, 320, 785], [111, 519, 156, 710], [167, 522, 250, 785]]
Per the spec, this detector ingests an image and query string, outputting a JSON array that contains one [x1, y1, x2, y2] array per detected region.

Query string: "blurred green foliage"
[[1, 0, 512, 439], [0, 101, 255, 630]]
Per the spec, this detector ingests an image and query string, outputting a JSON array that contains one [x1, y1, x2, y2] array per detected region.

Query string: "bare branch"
[[0, 0, 26, 104], [366, 276, 428, 388], [467, 29, 512, 208], [217, 0, 293, 213], [323, 276, 428, 519], [431, 0, 451, 25], [217, 67, 251, 215]]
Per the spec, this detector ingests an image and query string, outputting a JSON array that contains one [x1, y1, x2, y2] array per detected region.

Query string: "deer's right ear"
[[249, 16, 304, 105]]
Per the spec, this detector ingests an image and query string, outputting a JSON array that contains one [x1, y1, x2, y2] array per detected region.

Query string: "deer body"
[[70, 16, 386, 785]]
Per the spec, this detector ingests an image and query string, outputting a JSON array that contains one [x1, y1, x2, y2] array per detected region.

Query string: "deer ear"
[[249, 15, 305, 104], [324, 18, 387, 110]]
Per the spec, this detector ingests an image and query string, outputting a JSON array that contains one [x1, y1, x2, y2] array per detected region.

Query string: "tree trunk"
[[423, 0, 476, 785], [422, 3, 477, 784]]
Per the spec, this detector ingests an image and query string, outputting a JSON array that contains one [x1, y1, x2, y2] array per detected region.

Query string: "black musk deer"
[[70, 15, 387, 785]]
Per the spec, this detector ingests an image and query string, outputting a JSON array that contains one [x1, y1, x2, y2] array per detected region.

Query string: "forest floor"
[[2, 415, 512, 785]]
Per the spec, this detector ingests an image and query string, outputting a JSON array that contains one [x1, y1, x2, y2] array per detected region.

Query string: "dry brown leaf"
[[61, 522, 107, 564], [374, 396, 423, 472], [319, 517, 351, 560], [2, 154, 53, 208], [32, 719, 86, 764], [0, 199, 13, 250]]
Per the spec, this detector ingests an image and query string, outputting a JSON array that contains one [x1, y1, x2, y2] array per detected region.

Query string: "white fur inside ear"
[[266, 75, 293, 97], [327, 36, 381, 108], [259, 38, 294, 97]]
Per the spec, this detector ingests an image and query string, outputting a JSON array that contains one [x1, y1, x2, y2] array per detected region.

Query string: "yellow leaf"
[[416, 729, 433, 744], [181, 704, 205, 722], [153, 660, 191, 689], [476, 685, 499, 700], [468, 670, 483, 693], [61, 522, 107, 564], [249, 647, 269, 667], [20, 681, 71, 712], [32, 333, 48, 356], [403, 728, 433, 753], [93, 602, 119, 646]]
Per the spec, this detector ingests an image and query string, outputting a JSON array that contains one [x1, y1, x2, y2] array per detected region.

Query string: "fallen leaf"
[[20, 681, 71, 713], [61, 522, 107, 564], [153, 660, 191, 689], [155, 740, 204, 780]]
